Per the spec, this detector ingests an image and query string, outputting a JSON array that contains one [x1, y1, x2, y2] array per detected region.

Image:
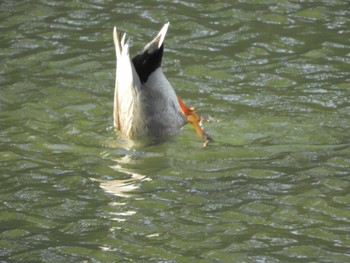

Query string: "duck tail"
[[143, 22, 170, 53], [112, 27, 141, 131], [113, 27, 128, 60], [113, 27, 128, 129]]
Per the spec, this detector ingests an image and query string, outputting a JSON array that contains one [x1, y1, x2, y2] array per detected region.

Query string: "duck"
[[113, 22, 211, 145]]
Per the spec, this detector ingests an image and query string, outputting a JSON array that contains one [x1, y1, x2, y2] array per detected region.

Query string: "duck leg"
[[177, 96, 212, 146]]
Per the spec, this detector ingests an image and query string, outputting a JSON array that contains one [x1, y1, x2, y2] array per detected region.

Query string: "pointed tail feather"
[[143, 22, 170, 53], [113, 27, 128, 60]]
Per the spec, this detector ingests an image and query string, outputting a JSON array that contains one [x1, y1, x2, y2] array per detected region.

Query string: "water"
[[1, 0, 349, 262]]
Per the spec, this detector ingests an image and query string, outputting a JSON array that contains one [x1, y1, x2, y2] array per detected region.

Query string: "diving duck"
[[113, 22, 211, 144]]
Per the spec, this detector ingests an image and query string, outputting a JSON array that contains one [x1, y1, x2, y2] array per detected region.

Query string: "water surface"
[[1, 0, 350, 262]]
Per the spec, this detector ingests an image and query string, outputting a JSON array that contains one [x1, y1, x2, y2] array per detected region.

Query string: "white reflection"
[[94, 136, 155, 227], [108, 211, 137, 222], [92, 137, 153, 199], [99, 245, 118, 252], [91, 172, 150, 198], [146, 233, 161, 238]]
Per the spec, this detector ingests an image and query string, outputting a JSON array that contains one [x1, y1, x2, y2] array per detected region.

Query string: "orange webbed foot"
[[178, 96, 213, 147]]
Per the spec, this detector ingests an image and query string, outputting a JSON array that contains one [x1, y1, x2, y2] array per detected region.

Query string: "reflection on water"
[[93, 134, 155, 198], [91, 155, 151, 198], [91, 174, 147, 198]]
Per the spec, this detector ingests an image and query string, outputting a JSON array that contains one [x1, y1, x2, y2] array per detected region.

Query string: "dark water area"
[[1, 0, 349, 262]]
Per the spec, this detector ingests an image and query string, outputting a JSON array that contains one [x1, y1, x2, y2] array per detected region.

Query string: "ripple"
[[1, 0, 350, 262]]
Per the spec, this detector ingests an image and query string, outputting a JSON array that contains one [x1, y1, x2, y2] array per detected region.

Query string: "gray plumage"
[[113, 22, 186, 137]]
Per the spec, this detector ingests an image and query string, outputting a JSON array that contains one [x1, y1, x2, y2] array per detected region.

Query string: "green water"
[[1, 0, 349, 262]]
